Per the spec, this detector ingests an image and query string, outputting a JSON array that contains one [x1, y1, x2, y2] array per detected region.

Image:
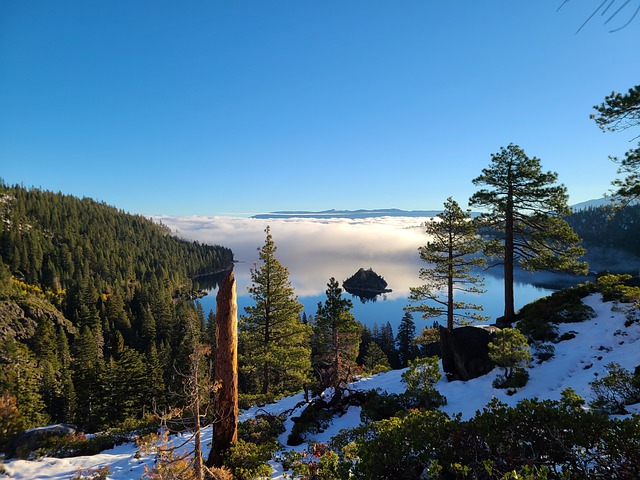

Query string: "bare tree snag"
[[207, 271, 238, 468]]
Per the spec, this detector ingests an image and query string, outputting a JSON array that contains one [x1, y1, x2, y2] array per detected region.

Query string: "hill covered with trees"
[[0, 182, 233, 437], [567, 204, 640, 272]]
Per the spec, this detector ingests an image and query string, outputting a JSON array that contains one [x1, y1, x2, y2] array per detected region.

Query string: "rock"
[[439, 326, 495, 381], [342, 268, 392, 303], [4, 424, 77, 459]]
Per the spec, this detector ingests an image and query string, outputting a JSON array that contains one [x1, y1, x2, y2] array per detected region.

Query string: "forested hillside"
[[568, 205, 640, 271], [0, 183, 233, 439]]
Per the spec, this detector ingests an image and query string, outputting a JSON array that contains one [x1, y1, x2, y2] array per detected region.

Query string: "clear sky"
[[1, 1, 639, 216]]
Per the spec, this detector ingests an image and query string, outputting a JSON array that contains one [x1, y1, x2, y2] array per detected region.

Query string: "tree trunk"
[[501, 188, 516, 326], [193, 389, 203, 480], [207, 271, 238, 468], [447, 235, 454, 332]]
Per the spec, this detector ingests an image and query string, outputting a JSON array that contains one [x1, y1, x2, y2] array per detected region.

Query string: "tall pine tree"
[[239, 227, 311, 398], [407, 197, 487, 331], [313, 278, 360, 397], [396, 312, 418, 368], [469, 145, 587, 325]]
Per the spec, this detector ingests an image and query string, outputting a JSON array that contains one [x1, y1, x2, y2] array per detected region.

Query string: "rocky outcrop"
[[0, 297, 74, 342], [343, 268, 391, 294], [4, 424, 77, 459], [439, 326, 496, 381]]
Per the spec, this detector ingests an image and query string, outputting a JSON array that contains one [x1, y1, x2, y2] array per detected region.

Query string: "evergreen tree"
[[104, 346, 148, 424], [407, 197, 487, 331], [356, 324, 373, 366], [56, 329, 76, 422], [0, 339, 48, 429], [592, 84, 640, 208], [313, 277, 360, 395], [396, 312, 419, 368], [145, 343, 166, 410], [363, 342, 391, 373], [488, 327, 531, 381], [239, 227, 311, 397], [32, 316, 61, 420], [375, 322, 400, 369], [469, 145, 588, 325], [72, 326, 105, 431]]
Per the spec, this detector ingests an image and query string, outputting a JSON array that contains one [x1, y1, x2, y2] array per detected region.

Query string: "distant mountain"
[[571, 198, 612, 211], [252, 208, 445, 219]]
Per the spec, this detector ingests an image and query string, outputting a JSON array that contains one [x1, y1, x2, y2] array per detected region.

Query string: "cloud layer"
[[153, 215, 432, 297]]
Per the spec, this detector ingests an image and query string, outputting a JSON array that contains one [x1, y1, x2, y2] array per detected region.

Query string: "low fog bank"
[[152, 215, 432, 297]]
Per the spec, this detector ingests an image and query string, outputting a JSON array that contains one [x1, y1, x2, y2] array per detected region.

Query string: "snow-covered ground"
[[3, 293, 640, 479]]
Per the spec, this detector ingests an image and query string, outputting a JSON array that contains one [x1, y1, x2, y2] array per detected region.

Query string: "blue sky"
[[1, 1, 639, 216]]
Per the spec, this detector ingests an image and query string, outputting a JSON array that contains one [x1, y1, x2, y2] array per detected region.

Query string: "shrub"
[[533, 343, 555, 363], [287, 404, 333, 446], [589, 362, 640, 414], [518, 286, 595, 341], [492, 367, 529, 391], [359, 390, 405, 423], [556, 330, 577, 342], [238, 413, 285, 445], [596, 274, 640, 302], [488, 328, 531, 385], [282, 443, 340, 479], [223, 438, 274, 480], [401, 357, 446, 409], [0, 392, 23, 451]]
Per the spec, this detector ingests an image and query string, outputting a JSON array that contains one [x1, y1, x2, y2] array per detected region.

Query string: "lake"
[[156, 214, 588, 333]]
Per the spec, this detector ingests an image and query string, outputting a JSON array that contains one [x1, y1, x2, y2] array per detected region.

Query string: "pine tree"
[[488, 328, 531, 381], [0, 339, 49, 429], [396, 312, 418, 368], [363, 342, 391, 373], [239, 227, 311, 398], [72, 326, 105, 431], [376, 322, 400, 369], [145, 343, 166, 410], [469, 146, 588, 325], [104, 346, 148, 423], [407, 197, 487, 331], [592, 84, 640, 208], [56, 329, 76, 423], [313, 277, 360, 396]]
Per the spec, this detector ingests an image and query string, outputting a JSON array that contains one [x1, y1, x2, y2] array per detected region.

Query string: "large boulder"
[[4, 423, 77, 459], [439, 326, 496, 381]]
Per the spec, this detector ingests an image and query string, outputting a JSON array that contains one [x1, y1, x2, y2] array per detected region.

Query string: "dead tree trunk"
[[207, 271, 238, 468]]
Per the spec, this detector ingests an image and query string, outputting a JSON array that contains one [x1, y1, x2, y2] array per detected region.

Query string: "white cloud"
[[152, 215, 433, 297]]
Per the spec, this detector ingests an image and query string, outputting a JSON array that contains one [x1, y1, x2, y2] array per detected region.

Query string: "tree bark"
[[501, 186, 516, 326], [207, 271, 238, 468]]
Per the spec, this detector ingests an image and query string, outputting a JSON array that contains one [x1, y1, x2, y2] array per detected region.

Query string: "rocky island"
[[342, 267, 392, 300]]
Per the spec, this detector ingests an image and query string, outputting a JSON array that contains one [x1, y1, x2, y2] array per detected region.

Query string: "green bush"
[[281, 443, 340, 479], [589, 362, 640, 414], [596, 274, 640, 302], [335, 395, 640, 479], [492, 367, 529, 391], [288, 403, 333, 446], [223, 438, 275, 480], [533, 343, 555, 363], [401, 357, 446, 409], [359, 390, 405, 423], [518, 285, 595, 341], [238, 413, 285, 445], [488, 328, 531, 385]]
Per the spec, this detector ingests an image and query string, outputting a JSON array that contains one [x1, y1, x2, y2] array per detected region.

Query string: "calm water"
[[165, 215, 588, 334], [196, 269, 572, 333]]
